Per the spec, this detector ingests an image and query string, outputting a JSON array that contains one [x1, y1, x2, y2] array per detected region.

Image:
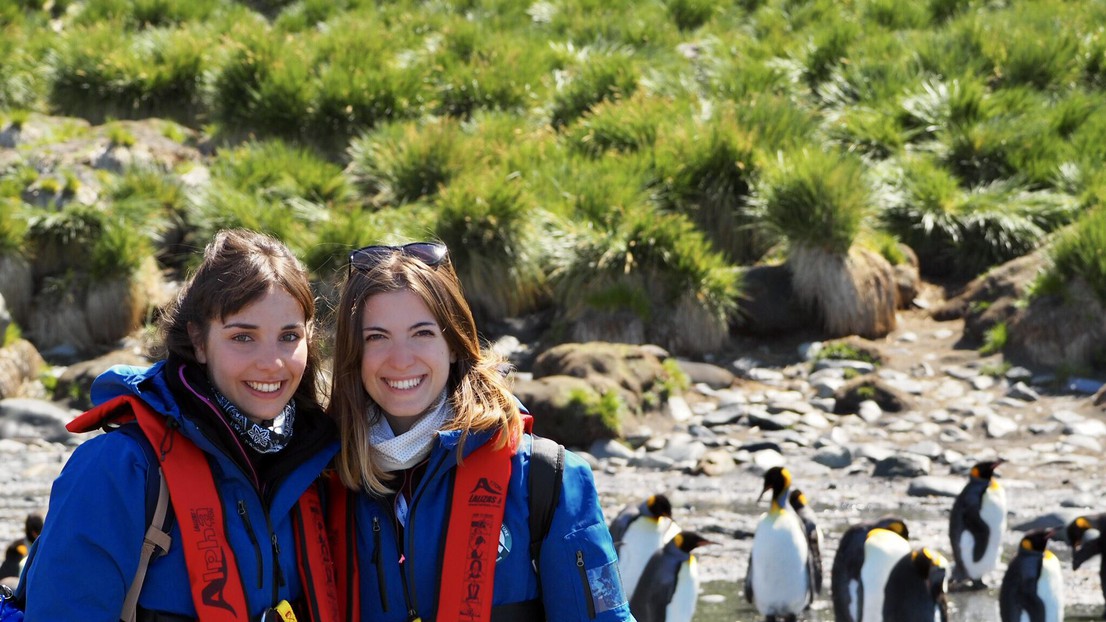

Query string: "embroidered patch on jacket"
[[497, 524, 512, 563], [587, 559, 626, 614]]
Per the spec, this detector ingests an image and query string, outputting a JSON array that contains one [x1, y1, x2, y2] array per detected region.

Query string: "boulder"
[[0, 339, 46, 400], [833, 376, 915, 415], [55, 348, 152, 410], [530, 342, 675, 414], [510, 375, 623, 448]]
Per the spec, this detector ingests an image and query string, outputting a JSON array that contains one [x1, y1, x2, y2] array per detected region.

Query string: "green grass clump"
[[754, 148, 870, 256], [347, 119, 465, 206], [212, 140, 351, 206], [25, 204, 150, 281], [1036, 206, 1106, 305], [877, 155, 1079, 277], [979, 321, 1007, 355], [550, 53, 639, 129], [432, 171, 551, 322], [552, 207, 740, 354], [49, 25, 207, 124], [651, 110, 766, 263]]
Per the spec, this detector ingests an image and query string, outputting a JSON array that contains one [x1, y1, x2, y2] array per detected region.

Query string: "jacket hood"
[[90, 361, 181, 418]]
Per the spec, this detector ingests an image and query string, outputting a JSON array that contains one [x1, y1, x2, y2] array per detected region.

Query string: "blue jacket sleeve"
[[538, 449, 635, 621], [23, 432, 151, 621]]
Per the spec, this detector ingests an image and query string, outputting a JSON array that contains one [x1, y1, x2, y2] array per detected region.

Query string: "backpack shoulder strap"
[[113, 423, 174, 622], [527, 435, 565, 573]]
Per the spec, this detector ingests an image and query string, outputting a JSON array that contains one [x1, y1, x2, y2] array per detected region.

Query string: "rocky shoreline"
[[3, 290, 1106, 618]]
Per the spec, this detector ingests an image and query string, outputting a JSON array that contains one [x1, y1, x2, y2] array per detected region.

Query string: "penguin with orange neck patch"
[[830, 516, 910, 622], [629, 530, 713, 622], [609, 494, 679, 600], [745, 466, 811, 622], [788, 489, 822, 600], [949, 458, 1007, 590], [1000, 528, 1064, 622], [1067, 513, 1106, 619], [881, 547, 950, 622]]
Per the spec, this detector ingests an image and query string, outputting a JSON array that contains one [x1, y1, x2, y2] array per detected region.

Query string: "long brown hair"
[[158, 228, 323, 410], [329, 247, 522, 495]]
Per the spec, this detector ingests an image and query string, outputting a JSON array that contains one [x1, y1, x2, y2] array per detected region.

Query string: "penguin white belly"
[[1039, 551, 1064, 622], [620, 517, 678, 598], [959, 485, 1007, 579], [751, 511, 809, 615], [860, 529, 911, 622], [664, 556, 700, 622], [848, 579, 859, 621]]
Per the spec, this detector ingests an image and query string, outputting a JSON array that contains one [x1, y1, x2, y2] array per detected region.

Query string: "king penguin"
[[881, 547, 951, 622], [830, 516, 910, 622], [858, 525, 913, 622], [628, 530, 712, 622], [609, 494, 679, 600], [949, 458, 1007, 590], [1067, 513, 1106, 619], [999, 528, 1064, 622], [744, 466, 811, 622], [789, 489, 823, 599]]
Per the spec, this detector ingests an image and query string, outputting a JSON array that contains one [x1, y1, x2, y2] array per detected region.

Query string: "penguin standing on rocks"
[[859, 525, 913, 622], [1067, 513, 1106, 618], [609, 494, 679, 600], [745, 466, 811, 622], [830, 516, 910, 622], [949, 458, 1007, 590], [628, 530, 713, 622], [789, 489, 823, 599], [881, 547, 950, 622], [1000, 528, 1064, 622]]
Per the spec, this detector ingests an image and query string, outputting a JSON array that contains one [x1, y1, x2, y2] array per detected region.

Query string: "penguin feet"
[[949, 578, 988, 592]]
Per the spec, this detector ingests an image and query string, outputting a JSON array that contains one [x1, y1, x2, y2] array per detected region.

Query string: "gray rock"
[[813, 359, 875, 375], [907, 476, 963, 497], [1005, 366, 1034, 382], [1064, 419, 1106, 438], [872, 454, 931, 478], [857, 400, 883, 423], [587, 438, 636, 460], [945, 365, 980, 381], [675, 360, 735, 389], [1011, 510, 1084, 535], [695, 449, 737, 477], [629, 453, 677, 470], [0, 398, 74, 443], [985, 414, 1019, 439], [666, 395, 693, 422], [746, 410, 801, 431], [812, 445, 852, 469], [701, 404, 744, 427], [1007, 382, 1040, 402]]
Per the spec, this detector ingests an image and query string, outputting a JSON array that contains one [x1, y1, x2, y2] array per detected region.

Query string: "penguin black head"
[[758, 466, 791, 505], [1068, 515, 1093, 548], [25, 512, 43, 543], [969, 458, 1004, 481], [911, 548, 950, 602], [646, 494, 674, 520], [673, 531, 714, 554], [875, 516, 910, 541], [788, 489, 809, 512], [1020, 528, 1055, 554]]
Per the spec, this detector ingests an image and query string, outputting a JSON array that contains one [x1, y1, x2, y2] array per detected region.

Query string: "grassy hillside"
[[2, 0, 1105, 355]]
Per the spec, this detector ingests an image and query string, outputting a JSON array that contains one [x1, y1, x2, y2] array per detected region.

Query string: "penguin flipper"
[[808, 528, 823, 596], [744, 550, 754, 604]]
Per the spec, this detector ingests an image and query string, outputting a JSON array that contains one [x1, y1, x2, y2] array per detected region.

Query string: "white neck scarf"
[[368, 391, 451, 472]]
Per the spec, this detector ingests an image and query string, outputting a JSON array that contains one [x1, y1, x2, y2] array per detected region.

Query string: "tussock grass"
[[1037, 206, 1106, 305], [347, 119, 466, 206]]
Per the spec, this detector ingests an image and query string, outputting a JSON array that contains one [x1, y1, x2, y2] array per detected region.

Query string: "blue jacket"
[[22, 361, 339, 620], [350, 429, 634, 621]]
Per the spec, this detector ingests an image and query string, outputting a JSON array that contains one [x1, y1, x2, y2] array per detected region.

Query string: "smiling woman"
[[18, 229, 340, 620], [326, 240, 633, 622]]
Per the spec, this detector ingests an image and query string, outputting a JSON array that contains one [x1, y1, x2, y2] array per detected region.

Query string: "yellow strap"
[[275, 601, 297, 621]]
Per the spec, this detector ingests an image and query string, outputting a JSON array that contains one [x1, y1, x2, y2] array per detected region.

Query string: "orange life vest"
[[67, 394, 339, 622]]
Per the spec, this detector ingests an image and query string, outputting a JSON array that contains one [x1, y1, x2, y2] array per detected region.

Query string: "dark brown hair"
[[159, 228, 323, 409]]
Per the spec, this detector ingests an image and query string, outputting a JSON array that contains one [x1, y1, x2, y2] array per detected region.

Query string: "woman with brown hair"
[[328, 241, 633, 622]]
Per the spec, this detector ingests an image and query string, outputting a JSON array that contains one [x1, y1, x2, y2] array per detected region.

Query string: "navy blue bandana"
[[212, 388, 296, 454]]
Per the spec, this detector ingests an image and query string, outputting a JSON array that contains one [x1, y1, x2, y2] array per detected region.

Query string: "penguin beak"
[[757, 485, 769, 501]]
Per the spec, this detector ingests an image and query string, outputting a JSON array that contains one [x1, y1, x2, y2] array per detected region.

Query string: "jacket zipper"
[[237, 500, 264, 589], [372, 517, 390, 612], [576, 550, 596, 619], [402, 450, 450, 620]]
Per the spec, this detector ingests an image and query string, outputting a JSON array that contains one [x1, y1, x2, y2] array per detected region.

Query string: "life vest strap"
[[438, 434, 515, 622]]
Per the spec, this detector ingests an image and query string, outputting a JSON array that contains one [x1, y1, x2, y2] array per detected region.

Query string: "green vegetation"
[[980, 321, 1007, 356], [3, 0, 1106, 355]]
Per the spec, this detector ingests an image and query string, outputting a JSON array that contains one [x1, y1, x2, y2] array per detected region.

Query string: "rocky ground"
[[3, 281, 1106, 619], [587, 282, 1106, 619]]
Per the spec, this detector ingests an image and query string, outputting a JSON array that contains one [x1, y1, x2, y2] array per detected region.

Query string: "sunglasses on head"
[[348, 242, 449, 276]]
